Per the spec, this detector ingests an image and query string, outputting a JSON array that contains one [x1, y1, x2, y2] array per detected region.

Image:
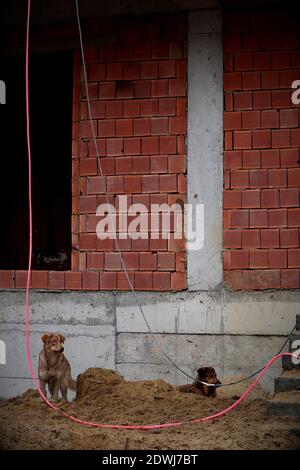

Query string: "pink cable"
[[25, 0, 298, 431]]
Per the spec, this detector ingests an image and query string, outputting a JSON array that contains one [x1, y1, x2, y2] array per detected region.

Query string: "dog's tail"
[[68, 377, 77, 391]]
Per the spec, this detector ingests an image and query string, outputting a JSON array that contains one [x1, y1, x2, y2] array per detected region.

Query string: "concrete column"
[[187, 10, 223, 290]]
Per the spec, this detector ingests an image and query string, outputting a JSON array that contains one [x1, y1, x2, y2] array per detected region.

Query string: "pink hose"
[[24, 0, 298, 431]]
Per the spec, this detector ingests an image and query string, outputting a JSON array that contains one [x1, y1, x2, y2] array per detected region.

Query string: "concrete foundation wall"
[[0, 288, 299, 398]]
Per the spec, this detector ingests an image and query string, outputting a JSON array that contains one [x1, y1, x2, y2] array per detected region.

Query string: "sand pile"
[[0, 368, 299, 450]]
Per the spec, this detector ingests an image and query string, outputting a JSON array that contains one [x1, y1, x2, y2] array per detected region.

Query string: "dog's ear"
[[197, 367, 207, 379], [42, 333, 50, 344], [58, 333, 65, 343]]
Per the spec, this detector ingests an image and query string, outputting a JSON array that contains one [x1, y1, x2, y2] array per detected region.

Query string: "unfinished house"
[[0, 0, 299, 411]]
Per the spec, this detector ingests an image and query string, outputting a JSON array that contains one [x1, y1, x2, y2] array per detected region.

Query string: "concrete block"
[[189, 9, 222, 33]]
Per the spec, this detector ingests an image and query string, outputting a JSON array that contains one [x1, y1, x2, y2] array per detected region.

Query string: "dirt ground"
[[0, 368, 299, 450]]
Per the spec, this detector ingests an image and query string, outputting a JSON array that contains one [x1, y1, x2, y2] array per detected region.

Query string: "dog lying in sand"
[[38, 333, 76, 402], [178, 367, 221, 397]]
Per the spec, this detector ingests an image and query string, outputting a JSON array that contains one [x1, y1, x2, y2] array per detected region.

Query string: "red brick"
[[168, 155, 186, 174], [272, 129, 290, 148], [123, 101, 140, 118], [117, 272, 134, 290], [241, 111, 260, 129], [106, 63, 123, 81], [224, 112, 242, 130], [133, 80, 151, 98], [269, 249, 287, 268], [268, 169, 287, 188], [134, 42, 151, 60], [88, 64, 106, 81], [224, 230, 242, 248], [15, 270, 30, 289], [115, 157, 132, 175], [132, 156, 150, 174], [86, 252, 104, 270], [140, 252, 157, 270], [291, 129, 300, 148], [253, 130, 271, 149], [124, 175, 142, 193], [242, 72, 260, 90], [116, 119, 133, 137], [141, 136, 159, 155], [88, 177, 106, 195], [224, 190, 242, 209], [260, 229, 279, 248], [280, 149, 299, 168], [230, 209, 249, 228], [80, 120, 96, 138], [279, 69, 299, 88], [151, 117, 168, 135], [241, 230, 260, 248], [141, 61, 158, 79], [106, 138, 124, 156], [272, 51, 290, 69], [261, 71, 279, 89], [242, 190, 260, 208], [88, 101, 105, 119], [104, 252, 121, 270], [280, 188, 299, 207], [159, 174, 177, 192], [281, 269, 299, 288], [135, 271, 152, 290], [225, 131, 233, 150], [153, 272, 171, 290], [235, 53, 253, 71], [234, 131, 252, 149], [253, 91, 271, 109], [159, 98, 176, 116], [261, 110, 279, 129], [287, 168, 300, 188], [249, 169, 268, 188], [253, 52, 271, 70], [250, 250, 268, 268], [169, 79, 186, 97], [124, 62, 140, 80], [261, 189, 279, 208], [152, 42, 169, 59], [150, 155, 168, 173], [176, 252, 185, 272], [156, 252, 175, 271], [225, 93, 233, 111], [288, 208, 300, 227], [98, 82, 116, 100], [272, 90, 291, 109], [80, 159, 98, 176], [48, 271, 64, 290], [280, 229, 299, 248], [124, 137, 141, 155], [176, 59, 187, 78], [261, 149, 280, 168], [65, 272, 82, 290], [98, 120, 115, 137], [140, 99, 158, 116], [151, 80, 169, 97], [171, 271, 186, 291], [159, 60, 176, 78], [79, 195, 98, 213], [225, 53, 234, 72], [100, 272, 116, 290], [169, 117, 186, 135], [177, 98, 186, 116], [231, 170, 249, 189], [99, 43, 116, 61], [133, 118, 150, 136], [107, 176, 124, 194], [269, 209, 287, 227], [80, 233, 97, 251], [242, 150, 260, 168], [142, 175, 159, 193], [224, 34, 241, 53], [280, 109, 298, 128], [121, 252, 139, 271], [234, 92, 252, 110], [230, 250, 250, 268], [224, 72, 242, 91], [224, 150, 242, 169], [224, 269, 280, 290], [250, 209, 268, 228], [31, 271, 48, 289], [288, 249, 300, 268]]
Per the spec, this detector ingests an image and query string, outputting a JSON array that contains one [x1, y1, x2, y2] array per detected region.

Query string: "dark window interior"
[[0, 51, 72, 270]]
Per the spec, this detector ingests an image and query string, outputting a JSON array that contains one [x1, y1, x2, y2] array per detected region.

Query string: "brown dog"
[[38, 333, 76, 401], [178, 367, 221, 397]]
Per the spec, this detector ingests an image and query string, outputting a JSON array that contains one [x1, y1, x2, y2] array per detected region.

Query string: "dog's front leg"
[[39, 379, 47, 397]]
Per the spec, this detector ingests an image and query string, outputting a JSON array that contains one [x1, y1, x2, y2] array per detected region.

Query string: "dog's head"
[[42, 333, 65, 353], [197, 367, 221, 388]]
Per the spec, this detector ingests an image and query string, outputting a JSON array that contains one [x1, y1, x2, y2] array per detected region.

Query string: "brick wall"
[[72, 15, 187, 291], [223, 8, 300, 290]]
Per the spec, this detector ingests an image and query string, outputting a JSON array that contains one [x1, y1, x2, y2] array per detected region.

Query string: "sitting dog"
[[178, 367, 221, 397], [38, 332, 76, 402]]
